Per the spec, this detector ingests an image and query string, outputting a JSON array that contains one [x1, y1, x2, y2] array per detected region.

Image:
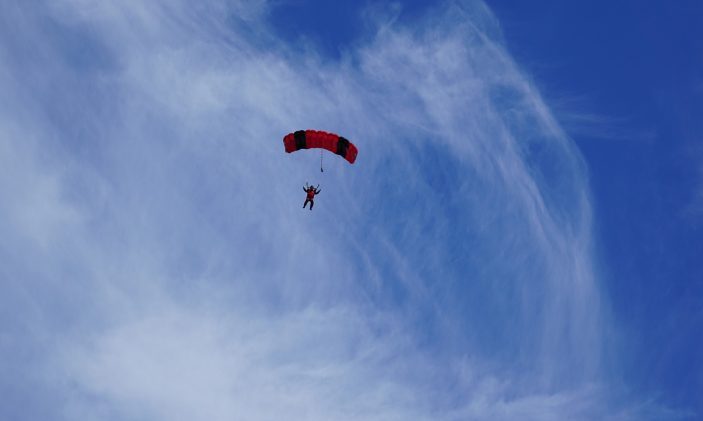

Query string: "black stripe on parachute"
[[336, 136, 349, 157], [294, 130, 307, 150]]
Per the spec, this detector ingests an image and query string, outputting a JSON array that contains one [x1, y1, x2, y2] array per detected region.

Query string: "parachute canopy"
[[283, 130, 358, 164]]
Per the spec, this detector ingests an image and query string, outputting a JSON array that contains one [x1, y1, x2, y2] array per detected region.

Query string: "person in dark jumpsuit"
[[303, 184, 321, 210]]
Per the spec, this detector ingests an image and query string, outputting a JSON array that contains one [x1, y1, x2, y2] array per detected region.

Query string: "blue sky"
[[482, 0, 703, 413], [1, 0, 701, 420]]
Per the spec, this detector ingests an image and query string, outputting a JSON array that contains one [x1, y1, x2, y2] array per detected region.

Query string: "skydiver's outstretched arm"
[[315, 188, 321, 194]]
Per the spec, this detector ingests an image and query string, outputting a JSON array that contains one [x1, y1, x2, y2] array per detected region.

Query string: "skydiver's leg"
[[310, 200, 314, 210], [303, 199, 310, 208]]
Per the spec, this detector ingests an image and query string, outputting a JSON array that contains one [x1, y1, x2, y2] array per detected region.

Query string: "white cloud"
[[0, 0, 684, 419]]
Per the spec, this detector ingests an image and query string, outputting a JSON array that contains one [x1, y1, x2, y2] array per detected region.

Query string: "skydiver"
[[303, 183, 321, 210]]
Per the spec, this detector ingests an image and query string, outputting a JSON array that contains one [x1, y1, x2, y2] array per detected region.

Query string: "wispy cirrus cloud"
[[0, 0, 685, 419]]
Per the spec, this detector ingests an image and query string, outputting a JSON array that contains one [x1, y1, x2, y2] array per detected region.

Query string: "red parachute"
[[283, 130, 358, 165]]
